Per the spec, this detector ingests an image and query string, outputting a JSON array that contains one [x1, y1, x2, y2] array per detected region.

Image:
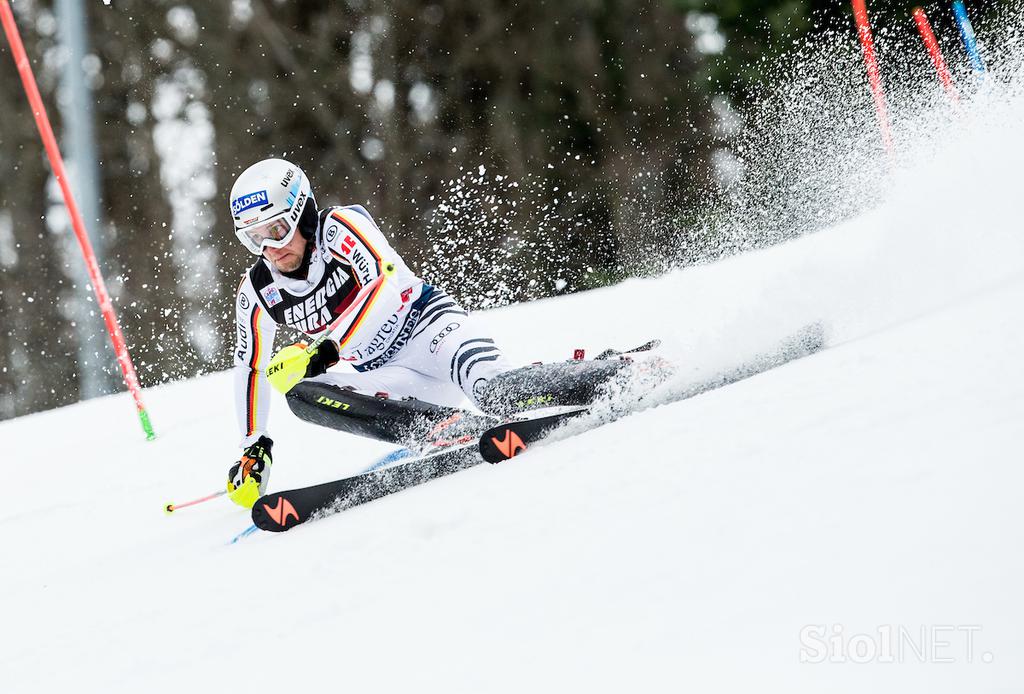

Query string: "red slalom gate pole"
[[0, 1, 155, 440], [851, 0, 895, 158], [912, 7, 960, 107]]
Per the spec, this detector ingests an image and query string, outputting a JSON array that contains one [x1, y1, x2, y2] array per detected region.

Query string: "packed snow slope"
[[5, 89, 1024, 694]]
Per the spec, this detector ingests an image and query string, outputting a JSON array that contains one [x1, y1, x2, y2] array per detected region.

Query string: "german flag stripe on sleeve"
[[245, 305, 263, 436], [334, 275, 386, 349], [331, 210, 382, 276], [328, 247, 356, 283]]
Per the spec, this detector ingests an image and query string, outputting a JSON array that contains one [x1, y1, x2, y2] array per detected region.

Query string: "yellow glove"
[[227, 477, 261, 509], [227, 436, 273, 508], [267, 340, 340, 394]]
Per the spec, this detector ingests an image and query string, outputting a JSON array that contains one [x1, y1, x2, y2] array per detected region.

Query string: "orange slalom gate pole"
[[851, 0, 895, 158], [0, 0, 155, 440], [912, 7, 960, 107]]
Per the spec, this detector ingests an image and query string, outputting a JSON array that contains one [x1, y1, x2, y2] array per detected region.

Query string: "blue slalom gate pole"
[[952, 1, 987, 78]]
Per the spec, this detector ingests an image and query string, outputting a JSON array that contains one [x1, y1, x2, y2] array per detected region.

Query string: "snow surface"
[[6, 67, 1024, 694]]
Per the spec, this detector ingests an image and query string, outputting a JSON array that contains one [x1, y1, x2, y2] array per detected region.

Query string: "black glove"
[[305, 339, 340, 378]]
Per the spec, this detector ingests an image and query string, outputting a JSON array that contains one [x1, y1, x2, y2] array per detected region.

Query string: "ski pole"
[[230, 524, 259, 544], [306, 261, 396, 356], [164, 489, 227, 515]]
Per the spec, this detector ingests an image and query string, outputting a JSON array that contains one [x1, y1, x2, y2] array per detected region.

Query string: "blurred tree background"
[[0, 0, 999, 418]]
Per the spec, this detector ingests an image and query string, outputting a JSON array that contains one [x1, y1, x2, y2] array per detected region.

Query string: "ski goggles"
[[235, 215, 297, 255]]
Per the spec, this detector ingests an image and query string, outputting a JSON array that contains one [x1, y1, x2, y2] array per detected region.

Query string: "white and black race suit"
[[232, 204, 512, 447]]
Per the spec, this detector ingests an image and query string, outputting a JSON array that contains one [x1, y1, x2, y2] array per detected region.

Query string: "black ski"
[[594, 339, 661, 360], [252, 323, 826, 531], [478, 410, 590, 463], [251, 444, 480, 532], [480, 322, 826, 463], [285, 381, 497, 450]]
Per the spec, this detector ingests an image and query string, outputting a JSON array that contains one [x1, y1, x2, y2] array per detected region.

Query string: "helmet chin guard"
[[230, 158, 315, 255]]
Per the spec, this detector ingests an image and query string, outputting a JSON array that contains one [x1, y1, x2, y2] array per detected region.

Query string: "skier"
[[226, 158, 638, 508]]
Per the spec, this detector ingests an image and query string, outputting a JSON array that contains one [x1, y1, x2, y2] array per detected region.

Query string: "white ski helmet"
[[229, 158, 316, 255]]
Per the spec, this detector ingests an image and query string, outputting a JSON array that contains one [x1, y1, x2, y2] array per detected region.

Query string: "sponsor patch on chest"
[[261, 284, 283, 307], [281, 266, 353, 333]]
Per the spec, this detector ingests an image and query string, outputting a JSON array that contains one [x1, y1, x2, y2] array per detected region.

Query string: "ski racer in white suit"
[[226, 158, 514, 507]]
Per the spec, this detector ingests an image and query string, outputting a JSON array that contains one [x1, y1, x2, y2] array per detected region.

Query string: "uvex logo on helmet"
[[231, 190, 269, 216], [288, 190, 308, 224]]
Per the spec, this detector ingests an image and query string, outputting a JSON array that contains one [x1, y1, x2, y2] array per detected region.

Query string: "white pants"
[[310, 290, 513, 409]]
